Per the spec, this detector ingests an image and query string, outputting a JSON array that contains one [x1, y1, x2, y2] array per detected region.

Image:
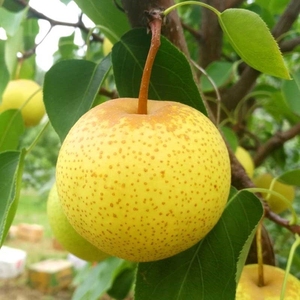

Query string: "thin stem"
[[138, 15, 162, 114], [280, 234, 300, 300], [25, 121, 50, 155], [164, 1, 221, 17], [256, 222, 264, 287]]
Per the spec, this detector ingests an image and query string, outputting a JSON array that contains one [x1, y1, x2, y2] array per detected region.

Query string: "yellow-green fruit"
[[0, 79, 45, 127], [56, 98, 231, 262], [236, 264, 300, 299], [47, 183, 109, 262], [253, 173, 295, 213], [103, 38, 113, 56], [235, 146, 254, 178]]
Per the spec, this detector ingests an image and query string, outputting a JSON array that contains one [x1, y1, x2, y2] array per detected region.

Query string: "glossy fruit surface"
[[56, 98, 231, 262], [47, 183, 109, 262], [0, 79, 45, 127], [236, 264, 300, 299], [235, 146, 254, 178], [253, 173, 295, 213]]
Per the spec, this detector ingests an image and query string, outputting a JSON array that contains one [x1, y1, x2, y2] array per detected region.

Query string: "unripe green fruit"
[[47, 183, 109, 262], [0, 79, 45, 127], [235, 146, 254, 178], [253, 173, 295, 213], [236, 264, 300, 299], [56, 98, 231, 262]]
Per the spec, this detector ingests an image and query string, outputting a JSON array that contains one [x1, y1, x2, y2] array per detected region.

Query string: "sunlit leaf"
[[135, 189, 263, 300], [112, 28, 207, 115], [44, 56, 111, 142], [0, 109, 24, 152], [219, 9, 290, 79]]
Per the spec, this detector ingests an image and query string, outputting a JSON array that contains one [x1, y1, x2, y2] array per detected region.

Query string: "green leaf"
[[0, 6, 25, 36], [23, 18, 39, 51], [0, 40, 10, 98], [282, 71, 300, 116], [135, 189, 263, 300], [107, 262, 136, 300], [2, 0, 28, 12], [0, 109, 25, 152], [221, 126, 238, 152], [73, 0, 130, 43], [277, 169, 300, 186], [72, 257, 124, 300], [200, 61, 234, 92], [112, 28, 207, 116], [44, 56, 112, 142], [0, 150, 24, 246], [219, 9, 290, 79]]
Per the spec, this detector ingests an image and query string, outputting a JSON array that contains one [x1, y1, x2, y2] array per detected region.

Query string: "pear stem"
[[138, 11, 162, 114], [256, 221, 265, 287]]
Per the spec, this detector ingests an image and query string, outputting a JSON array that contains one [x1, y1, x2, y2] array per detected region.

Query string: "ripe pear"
[[103, 37, 113, 56], [47, 183, 109, 262], [235, 146, 254, 178], [236, 264, 300, 299], [0, 79, 45, 127], [253, 173, 295, 213], [56, 98, 231, 262]]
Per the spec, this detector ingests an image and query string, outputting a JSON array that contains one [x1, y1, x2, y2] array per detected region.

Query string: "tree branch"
[[199, 0, 225, 68], [121, 0, 189, 56], [254, 122, 300, 167]]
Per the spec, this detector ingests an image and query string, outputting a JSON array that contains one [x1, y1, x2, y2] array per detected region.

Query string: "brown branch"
[[254, 122, 300, 167], [280, 37, 300, 53], [121, 0, 189, 56], [199, 0, 225, 68]]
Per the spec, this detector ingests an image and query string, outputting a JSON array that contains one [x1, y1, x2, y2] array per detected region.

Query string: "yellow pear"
[[235, 146, 254, 178], [47, 183, 109, 262], [103, 37, 113, 56], [0, 79, 45, 127], [236, 264, 300, 299], [253, 173, 295, 213], [56, 98, 231, 262]]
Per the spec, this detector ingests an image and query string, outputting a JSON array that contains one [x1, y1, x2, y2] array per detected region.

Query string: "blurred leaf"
[[107, 261, 136, 300], [44, 56, 112, 142], [219, 9, 290, 79], [74, 0, 130, 43], [135, 189, 263, 300], [277, 169, 300, 186], [57, 33, 78, 60], [0, 40, 10, 98], [73, 257, 123, 300], [18, 55, 36, 79], [5, 24, 23, 76], [60, 0, 72, 4], [23, 18, 39, 51], [200, 61, 234, 92], [221, 126, 238, 151], [0, 6, 25, 36], [0, 109, 24, 152], [282, 71, 300, 116], [0, 150, 24, 246], [112, 28, 207, 116], [2, 0, 28, 12]]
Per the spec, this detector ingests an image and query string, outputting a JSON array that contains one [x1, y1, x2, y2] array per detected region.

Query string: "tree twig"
[[254, 122, 300, 167]]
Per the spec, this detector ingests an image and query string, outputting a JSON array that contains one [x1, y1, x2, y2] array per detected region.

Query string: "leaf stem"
[[256, 222, 264, 287], [163, 1, 221, 17], [138, 12, 162, 114], [280, 234, 300, 300]]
